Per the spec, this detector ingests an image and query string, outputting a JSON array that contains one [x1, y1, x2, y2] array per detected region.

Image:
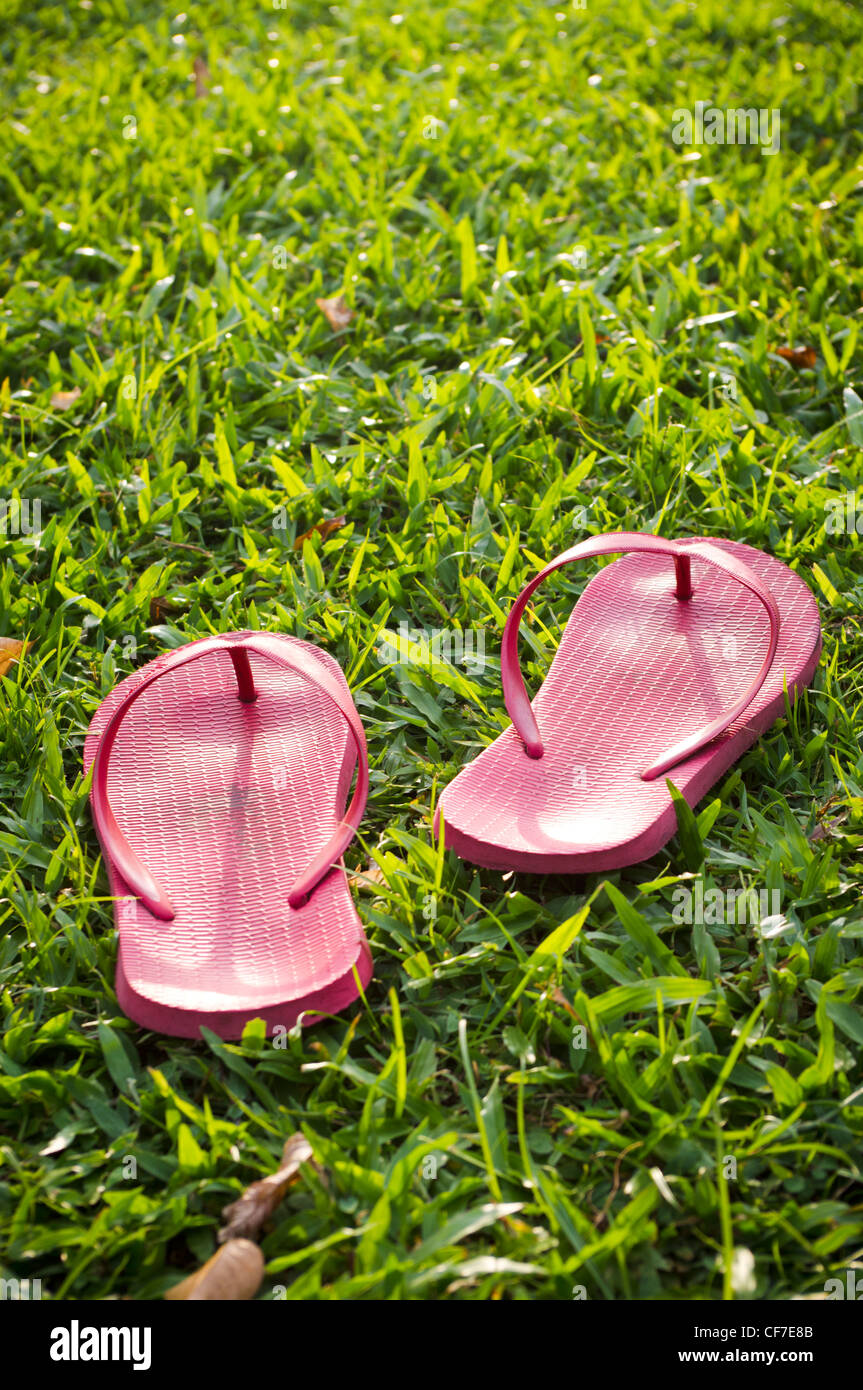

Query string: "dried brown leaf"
[[348, 860, 387, 893], [164, 1238, 264, 1301], [218, 1133, 313, 1242], [0, 637, 27, 679], [550, 986, 576, 1019], [316, 295, 353, 332], [193, 56, 210, 98], [775, 345, 817, 370], [293, 515, 347, 550], [809, 816, 845, 842], [50, 387, 81, 410], [149, 595, 183, 624]]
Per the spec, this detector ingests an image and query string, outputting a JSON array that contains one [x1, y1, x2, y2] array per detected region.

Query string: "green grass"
[[1, 0, 862, 1301]]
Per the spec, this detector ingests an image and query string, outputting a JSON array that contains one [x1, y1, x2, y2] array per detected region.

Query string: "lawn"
[[1, 0, 862, 1302]]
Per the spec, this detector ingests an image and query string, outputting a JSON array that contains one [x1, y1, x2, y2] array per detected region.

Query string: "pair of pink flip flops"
[[84, 532, 821, 1039]]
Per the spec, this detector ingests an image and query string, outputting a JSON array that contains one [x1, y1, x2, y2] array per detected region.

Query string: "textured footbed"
[[437, 539, 821, 873], [83, 632, 372, 1039]]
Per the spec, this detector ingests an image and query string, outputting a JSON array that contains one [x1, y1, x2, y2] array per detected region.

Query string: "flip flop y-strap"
[[501, 531, 781, 781], [90, 634, 369, 920]]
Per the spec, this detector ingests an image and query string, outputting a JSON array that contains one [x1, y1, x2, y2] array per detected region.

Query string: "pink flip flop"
[[83, 631, 372, 1039], [436, 533, 821, 874]]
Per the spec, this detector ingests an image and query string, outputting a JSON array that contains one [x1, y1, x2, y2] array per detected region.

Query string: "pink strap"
[[90, 634, 368, 920], [501, 532, 781, 781]]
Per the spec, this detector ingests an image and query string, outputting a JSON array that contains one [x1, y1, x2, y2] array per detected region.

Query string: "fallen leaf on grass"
[[348, 861, 387, 892], [775, 345, 817, 369], [293, 515, 346, 550], [0, 637, 27, 678], [316, 295, 353, 331], [809, 817, 845, 842], [550, 986, 576, 1019], [218, 1133, 314, 1242], [164, 1238, 263, 1301], [193, 56, 210, 98], [50, 387, 81, 410], [149, 595, 184, 624]]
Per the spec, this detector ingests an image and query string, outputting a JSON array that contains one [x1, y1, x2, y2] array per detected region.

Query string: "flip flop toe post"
[[83, 631, 372, 1039], [437, 533, 821, 874]]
